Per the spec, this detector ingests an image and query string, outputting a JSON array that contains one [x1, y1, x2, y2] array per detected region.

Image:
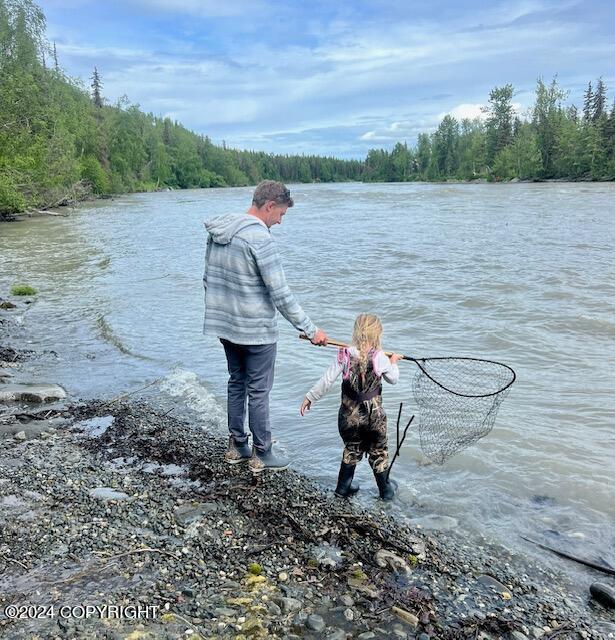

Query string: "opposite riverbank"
[[2, 177, 614, 224], [1, 298, 614, 640]]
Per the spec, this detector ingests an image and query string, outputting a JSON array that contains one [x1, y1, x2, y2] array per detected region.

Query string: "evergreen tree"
[[583, 82, 593, 121], [433, 115, 459, 176], [91, 66, 103, 107], [592, 77, 606, 121]]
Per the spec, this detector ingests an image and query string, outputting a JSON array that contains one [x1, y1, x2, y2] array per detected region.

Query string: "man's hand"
[[300, 397, 312, 416], [310, 329, 328, 345], [389, 353, 403, 364]]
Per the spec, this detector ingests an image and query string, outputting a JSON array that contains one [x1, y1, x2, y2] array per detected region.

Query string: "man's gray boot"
[[249, 446, 289, 473], [374, 469, 397, 500], [224, 436, 252, 464], [334, 462, 360, 498]]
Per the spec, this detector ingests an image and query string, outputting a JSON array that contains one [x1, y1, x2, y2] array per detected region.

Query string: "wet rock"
[[0, 382, 66, 403], [339, 594, 354, 607], [511, 632, 529, 640], [392, 623, 408, 638], [74, 415, 114, 438], [88, 487, 131, 501], [278, 597, 303, 613], [325, 629, 347, 640], [358, 633, 375, 640], [589, 582, 615, 608], [1, 417, 66, 440], [174, 502, 219, 526], [375, 549, 412, 574], [293, 611, 308, 627], [476, 574, 512, 597]]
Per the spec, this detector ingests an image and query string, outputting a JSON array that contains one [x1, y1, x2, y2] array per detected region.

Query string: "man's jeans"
[[221, 339, 277, 453]]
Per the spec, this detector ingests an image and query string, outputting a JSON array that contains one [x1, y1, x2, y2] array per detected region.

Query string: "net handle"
[[298, 334, 415, 362], [299, 334, 516, 398]]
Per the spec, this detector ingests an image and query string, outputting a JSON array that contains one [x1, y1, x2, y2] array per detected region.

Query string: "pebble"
[[357, 633, 375, 640], [293, 611, 308, 627], [339, 594, 354, 607], [325, 629, 347, 640], [511, 632, 528, 640], [391, 623, 407, 639], [306, 614, 326, 632], [88, 487, 130, 501], [391, 606, 418, 628], [278, 597, 303, 613], [343, 607, 354, 621]]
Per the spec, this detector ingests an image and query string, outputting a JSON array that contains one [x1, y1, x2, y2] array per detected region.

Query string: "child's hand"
[[389, 353, 403, 364], [300, 397, 312, 416]]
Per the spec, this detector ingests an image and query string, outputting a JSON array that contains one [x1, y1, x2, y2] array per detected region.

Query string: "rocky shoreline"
[[1, 299, 615, 640]]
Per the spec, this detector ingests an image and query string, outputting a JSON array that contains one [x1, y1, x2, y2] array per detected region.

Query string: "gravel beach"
[[1, 300, 615, 640]]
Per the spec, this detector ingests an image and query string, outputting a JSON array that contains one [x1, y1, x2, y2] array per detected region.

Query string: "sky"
[[41, 0, 615, 159]]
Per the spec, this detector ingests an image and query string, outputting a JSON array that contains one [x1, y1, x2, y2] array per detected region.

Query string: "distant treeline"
[[1, 1, 614, 219], [363, 79, 615, 183]]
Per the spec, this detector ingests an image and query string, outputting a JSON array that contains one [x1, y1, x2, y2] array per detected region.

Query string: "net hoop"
[[409, 356, 516, 399]]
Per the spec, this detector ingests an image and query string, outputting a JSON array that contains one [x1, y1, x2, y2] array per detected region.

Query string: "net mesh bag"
[[411, 357, 515, 464]]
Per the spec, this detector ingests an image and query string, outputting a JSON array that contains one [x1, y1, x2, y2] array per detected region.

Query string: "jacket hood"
[[204, 214, 267, 245]]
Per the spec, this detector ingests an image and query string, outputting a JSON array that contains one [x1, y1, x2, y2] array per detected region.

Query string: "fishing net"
[[410, 357, 515, 464], [298, 334, 516, 467]]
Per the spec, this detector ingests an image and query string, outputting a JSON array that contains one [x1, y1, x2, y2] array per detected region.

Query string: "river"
[[2, 181, 614, 583]]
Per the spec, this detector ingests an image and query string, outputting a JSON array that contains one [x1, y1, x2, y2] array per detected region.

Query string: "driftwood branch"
[[2, 556, 29, 570], [521, 536, 615, 576]]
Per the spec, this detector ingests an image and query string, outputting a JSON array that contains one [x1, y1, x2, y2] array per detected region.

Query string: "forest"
[[1, 0, 613, 218]]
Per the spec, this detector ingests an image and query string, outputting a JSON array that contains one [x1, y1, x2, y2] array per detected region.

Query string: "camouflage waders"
[[338, 350, 389, 474]]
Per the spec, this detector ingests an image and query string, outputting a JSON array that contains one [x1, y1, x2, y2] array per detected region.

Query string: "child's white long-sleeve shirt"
[[306, 346, 399, 403]]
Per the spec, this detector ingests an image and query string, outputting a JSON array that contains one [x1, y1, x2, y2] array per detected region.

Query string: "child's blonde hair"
[[352, 314, 383, 363]]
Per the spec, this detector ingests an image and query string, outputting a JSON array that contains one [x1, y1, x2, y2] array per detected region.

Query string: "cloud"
[[445, 103, 486, 121], [43, 0, 615, 157]]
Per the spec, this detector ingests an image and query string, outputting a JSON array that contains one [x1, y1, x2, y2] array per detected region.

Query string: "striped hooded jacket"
[[203, 213, 317, 345]]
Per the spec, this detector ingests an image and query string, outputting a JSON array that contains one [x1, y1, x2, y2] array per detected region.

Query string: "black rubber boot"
[[374, 469, 397, 501], [334, 462, 360, 498]]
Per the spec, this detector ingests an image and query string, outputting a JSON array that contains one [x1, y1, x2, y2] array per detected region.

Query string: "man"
[[203, 180, 328, 473]]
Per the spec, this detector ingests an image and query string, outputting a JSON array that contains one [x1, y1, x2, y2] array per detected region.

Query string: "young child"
[[300, 314, 402, 500]]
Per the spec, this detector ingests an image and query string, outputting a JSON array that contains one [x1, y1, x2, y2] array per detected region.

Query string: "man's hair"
[[252, 180, 294, 208]]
